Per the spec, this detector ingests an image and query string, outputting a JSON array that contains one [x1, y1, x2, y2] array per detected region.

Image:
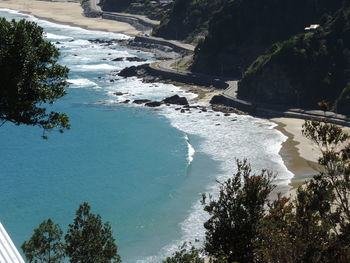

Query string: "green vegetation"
[[191, 0, 343, 76], [0, 18, 70, 136], [238, 1, 350, 114], [162, 245, 204, 263], [202, 160, 274, 263], [165, 119, 350, 263], [22, 203, 121, 263], [152, 0, 224, 43], [100, 0, 171, 20], [22, 219, 64, 263]]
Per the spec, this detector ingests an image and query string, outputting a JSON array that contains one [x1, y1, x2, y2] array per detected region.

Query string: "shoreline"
[[271, 118, 320, 190], [0, 0, 140, 36]]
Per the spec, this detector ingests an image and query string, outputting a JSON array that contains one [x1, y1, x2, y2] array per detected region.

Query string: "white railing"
[[0, 223, 24, 263]]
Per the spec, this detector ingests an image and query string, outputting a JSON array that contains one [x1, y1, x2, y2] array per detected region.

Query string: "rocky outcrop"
[[133, 99, 151, 104], [118, 65, 147, 78], [113, 57, 148, 62], [162, 95, 188, 105], [125, 57, 148, 62], [145, 101, 163, 107]]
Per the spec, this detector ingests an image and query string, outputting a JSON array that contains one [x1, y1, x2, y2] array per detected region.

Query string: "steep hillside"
[[101, 0, 171, 20], [191, 0, 343, 77], [238, 1, 350, 114], [152, 0, 224, 43]]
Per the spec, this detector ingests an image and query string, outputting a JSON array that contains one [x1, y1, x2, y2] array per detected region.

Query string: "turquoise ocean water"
[[0, 9, 293, 263]]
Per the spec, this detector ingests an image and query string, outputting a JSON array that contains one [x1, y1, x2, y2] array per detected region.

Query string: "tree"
[[255, 120, 350, 263], [201, 159, 275, 263], [21, 219, 65, 263], [0, 18, 70, 135], [65, 202, 121, 263], [162, 244, 205, 263]]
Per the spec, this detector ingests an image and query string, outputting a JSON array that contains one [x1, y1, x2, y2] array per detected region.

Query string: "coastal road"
[[90, 0, 101, 12], [222, 81, 238, 99], [89, 0, 194, 53]]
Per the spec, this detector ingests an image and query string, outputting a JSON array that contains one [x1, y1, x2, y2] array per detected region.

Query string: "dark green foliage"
[[22, 203, 121, 263], [256, 120, 350, 263], [238, 1, 350, 113], [101, 0, 170, 20], [192, 0, 343, 76], [202, 159, 275, 263], [336, 84, 350, 113], [162, 244, 205, 263], [65, 202, 121, 263], [21, 219, 65, 263], [153, 0, 224, 43], [101, 0, 133, 11], [0, 18, 70, 133]]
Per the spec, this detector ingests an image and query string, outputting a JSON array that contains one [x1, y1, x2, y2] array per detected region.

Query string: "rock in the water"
[[125, 57, 148, 62], [120, 100, 130, 104], [114, 92, 127, 96], [112, 57, 124, 62], [162, 95, 189, 105], [118, 66, 138, 77], [145, 101, 163, 107], [133, 99, 151, 104]]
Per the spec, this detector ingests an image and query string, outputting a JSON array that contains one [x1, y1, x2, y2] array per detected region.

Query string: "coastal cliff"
[[100, 0, 171, 20], [152, 0, 224, 43], [238, 1, 350, 114], [191, 0, 343, 77]]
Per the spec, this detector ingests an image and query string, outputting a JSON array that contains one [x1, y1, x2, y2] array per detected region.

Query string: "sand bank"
[[0, 0, 139, 36], [271, 118, 320, 189], [272, 117, 350, 190]]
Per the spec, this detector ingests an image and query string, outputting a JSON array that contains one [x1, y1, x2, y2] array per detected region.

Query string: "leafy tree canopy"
[[162, 244, 205, 263], [21, 219, 64, 263], [65, 202, 121, 263], [202, 159, 275, 263], [22, 203, 121, 263], [0, 18, 70, 134]]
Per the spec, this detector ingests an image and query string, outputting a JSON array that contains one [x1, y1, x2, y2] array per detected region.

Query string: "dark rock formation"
[[162, 95, 188, 105], [112, 58, 124, 62], [125, 57, 148, 62], [133, 99, 151, 104], [145, 101, 163, 107]]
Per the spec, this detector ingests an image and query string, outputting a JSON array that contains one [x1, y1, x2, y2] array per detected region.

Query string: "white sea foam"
[[68, 78, 99, 88], [0, 8, 21, 15], [45, 32, 73, 41], [72, 64, 118, 71], [185, 134, 195, 165]]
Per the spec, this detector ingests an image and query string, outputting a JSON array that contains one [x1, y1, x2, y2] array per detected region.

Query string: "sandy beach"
[[0, 0, 139, 35], [271, 118, 320, 188], [272, 117, 350, 190]]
